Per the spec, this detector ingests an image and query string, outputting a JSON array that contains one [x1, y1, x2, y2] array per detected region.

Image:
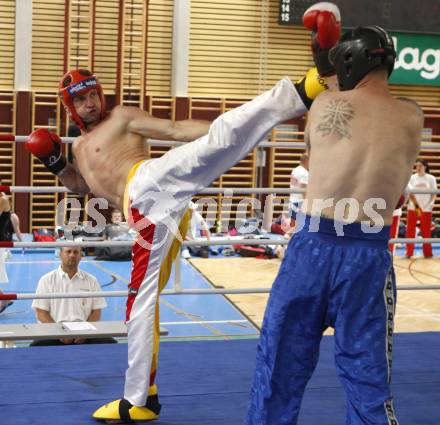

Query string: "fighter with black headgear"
[[246, 25, 424, 425], [329, 25, 397, 91]]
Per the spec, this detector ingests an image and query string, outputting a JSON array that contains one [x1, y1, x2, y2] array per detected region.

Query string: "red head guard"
[[59, 69, 106, 132]]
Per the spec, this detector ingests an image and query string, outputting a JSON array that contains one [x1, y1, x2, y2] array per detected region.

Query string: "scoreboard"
[[279, 0, 310, 26], [278, 0, 439, 35]]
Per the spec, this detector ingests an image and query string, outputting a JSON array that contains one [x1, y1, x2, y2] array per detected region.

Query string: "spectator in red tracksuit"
[[405, 159, 437, 258], [389, 191, 407, 255]]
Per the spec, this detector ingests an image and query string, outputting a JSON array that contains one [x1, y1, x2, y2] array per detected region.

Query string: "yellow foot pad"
[[92, 398, 160, 423]]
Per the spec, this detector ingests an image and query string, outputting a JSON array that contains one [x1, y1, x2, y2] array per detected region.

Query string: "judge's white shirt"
[[32, 266, 107, 322]]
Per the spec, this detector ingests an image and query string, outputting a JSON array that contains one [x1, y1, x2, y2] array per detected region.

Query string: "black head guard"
[[328, 26, 396, 91]]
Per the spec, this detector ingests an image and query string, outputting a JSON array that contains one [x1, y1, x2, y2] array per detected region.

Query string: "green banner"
[[389, 32, 440, 86]]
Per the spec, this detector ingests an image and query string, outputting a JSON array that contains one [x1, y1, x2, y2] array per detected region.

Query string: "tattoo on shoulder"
[[316, 99, 355, 141]]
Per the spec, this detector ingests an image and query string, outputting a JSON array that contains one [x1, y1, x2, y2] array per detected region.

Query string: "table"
[[0, 321, 168, 341]]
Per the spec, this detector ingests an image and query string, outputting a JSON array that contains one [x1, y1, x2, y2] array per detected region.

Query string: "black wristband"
[[43, 153, 67, 175]]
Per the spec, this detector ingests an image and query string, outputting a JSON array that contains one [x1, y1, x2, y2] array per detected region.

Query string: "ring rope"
[[3, 134, 440, 150], [0, 185, 439, 195], [1, 284, 439, 301], [2, 238, 440, 249]]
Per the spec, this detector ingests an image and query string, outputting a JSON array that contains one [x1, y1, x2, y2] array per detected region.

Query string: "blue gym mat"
[[0, 332, 439, 425]]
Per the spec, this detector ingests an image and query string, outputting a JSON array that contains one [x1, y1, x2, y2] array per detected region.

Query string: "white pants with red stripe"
[[123, 77, 308, 406], [124, 209, 182, 407]]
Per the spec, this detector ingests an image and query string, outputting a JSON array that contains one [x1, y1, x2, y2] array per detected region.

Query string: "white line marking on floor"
[[161, 319, 250, 326]]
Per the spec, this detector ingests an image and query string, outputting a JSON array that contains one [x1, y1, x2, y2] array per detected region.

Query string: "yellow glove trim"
[[294, 67, 328, 109], [302, 67, 328, 100]]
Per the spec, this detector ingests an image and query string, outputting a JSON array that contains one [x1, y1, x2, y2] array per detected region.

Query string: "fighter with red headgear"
[[59, 69, 107, 132], [23, 69, 107, 180], [24, 4, 342, 421]]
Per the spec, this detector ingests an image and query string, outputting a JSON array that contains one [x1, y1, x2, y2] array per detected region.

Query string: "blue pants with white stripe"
[[246, 215, 399, 425]]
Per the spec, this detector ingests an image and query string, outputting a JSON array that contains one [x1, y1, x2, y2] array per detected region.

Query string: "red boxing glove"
[[25, 128, 67, 175], [303, 2, 341, 76]]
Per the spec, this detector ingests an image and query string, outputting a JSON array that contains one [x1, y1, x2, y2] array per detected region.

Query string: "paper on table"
[[61, 321, 97, 331]]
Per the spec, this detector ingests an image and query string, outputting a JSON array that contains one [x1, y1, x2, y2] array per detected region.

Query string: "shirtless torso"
[[304, 70, 423, 225], [61, 106, 210, 208]]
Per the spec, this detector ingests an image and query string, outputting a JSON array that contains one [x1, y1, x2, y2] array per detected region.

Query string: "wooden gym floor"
[[190, 255, 440, 333]]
